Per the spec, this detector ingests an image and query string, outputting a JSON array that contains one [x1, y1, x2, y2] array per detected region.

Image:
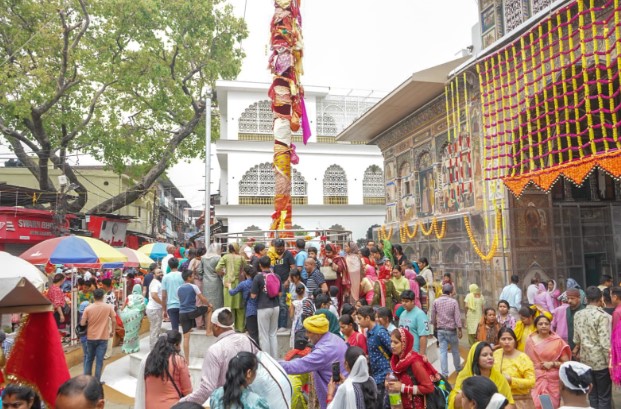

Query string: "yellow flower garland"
[[433, 219, 447, 239], [399, 222, 418, 243], [379, 224, 394, 241], [419, 219, 435, 236], [464, 209, 502, 262]]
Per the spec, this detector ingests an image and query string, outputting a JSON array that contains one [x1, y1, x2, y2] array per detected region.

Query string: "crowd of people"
[[15, 238, 619, 409]]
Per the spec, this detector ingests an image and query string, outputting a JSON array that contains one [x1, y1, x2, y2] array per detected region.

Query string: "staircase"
[[101, 328, 460, 401]]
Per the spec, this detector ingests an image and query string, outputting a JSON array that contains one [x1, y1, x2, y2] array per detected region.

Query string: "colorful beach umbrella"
[[137, 242, 169, 261], [20, 235, 127, 268], [117, 247, 155, 268]]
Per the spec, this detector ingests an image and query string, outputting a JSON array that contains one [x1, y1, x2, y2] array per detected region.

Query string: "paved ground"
[[74, 334, 620, 408]]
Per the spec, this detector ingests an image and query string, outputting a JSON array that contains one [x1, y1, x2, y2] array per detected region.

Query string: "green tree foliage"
[[0, 0, 246, 213]]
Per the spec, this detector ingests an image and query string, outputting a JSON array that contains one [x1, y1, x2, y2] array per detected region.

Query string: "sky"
[[169, 0, 480, 208]]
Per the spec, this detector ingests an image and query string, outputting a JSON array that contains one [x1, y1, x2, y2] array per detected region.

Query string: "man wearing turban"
[[279, 314, 348, 409]]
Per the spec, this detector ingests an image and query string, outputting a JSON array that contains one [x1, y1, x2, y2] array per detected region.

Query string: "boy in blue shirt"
[[398, 289, 430, 354], [178, 270, 210, 358], [228, 265, 259, 345]]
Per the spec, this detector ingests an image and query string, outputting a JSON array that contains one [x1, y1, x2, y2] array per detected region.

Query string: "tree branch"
[[49, 153, 88, 213], [61, 81, 116, 145], [70, 0, 90, 50], [0, 118, 40, 153]]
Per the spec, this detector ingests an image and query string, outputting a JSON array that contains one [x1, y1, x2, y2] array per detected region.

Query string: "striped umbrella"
[[136, 242, 169, 261], [117, 247, 155, 268], [20, 235, 127, 268]]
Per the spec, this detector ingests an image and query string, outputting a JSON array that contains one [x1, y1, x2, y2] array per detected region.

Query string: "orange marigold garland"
[[433, 219, 447, 239]]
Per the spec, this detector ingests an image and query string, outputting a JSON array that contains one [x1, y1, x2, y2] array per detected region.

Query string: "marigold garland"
[[464, 209, 502, 262], [433, 219, 447, 239], [419, 219, 435, 236], [399, 222, 418, 243], [378, 224, 394, 241]]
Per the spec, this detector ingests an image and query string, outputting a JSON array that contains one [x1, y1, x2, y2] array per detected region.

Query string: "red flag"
[[5, 312, 70, 408]]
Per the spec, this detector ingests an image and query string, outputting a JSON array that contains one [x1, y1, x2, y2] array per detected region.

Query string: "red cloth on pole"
[[5, 312, 70, 408]]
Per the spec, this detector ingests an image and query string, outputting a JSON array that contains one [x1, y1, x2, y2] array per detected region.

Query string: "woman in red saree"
[[322, 243, 349, 308], [385, 327, 435, 409], [524, 314, 570, 409], [371, 260, 400, 311]]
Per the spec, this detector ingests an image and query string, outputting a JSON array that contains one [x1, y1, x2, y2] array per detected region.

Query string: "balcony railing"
[[239, 196, 308, 205]]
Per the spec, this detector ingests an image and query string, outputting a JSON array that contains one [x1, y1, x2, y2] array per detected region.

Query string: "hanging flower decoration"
[[378, 224, 394, 241], [419, 219, 435, 236], [464, 208, 501, 262], [399, 223, 418, 243], [433, 219, 447, 239]]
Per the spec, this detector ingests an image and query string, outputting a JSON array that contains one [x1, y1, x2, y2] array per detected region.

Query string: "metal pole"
[[205, 94, 212, 247]]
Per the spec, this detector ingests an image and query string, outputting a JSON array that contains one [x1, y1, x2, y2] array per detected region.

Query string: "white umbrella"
[[0, 251, 48, 291]]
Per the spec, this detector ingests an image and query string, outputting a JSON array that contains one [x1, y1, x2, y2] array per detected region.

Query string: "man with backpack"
[[251, 255, 281, 358], [359, 305, 392, 409]]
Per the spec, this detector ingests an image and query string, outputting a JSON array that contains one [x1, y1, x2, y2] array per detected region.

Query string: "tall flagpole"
[[268, 0, 310, 236], [204, 94, 211, 246]]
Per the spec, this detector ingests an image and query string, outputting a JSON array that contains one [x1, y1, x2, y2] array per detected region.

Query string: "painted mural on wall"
[[385, 160, 397, 223], [399, 162, 416, 221], [436, 133, 474, 214], [417, 151, 435, 217]]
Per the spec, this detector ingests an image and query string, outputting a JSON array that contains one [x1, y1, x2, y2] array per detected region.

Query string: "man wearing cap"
[[573, 286, 612, 409], [558, 361, 594, 409], [279, 314, 347, 409], [180, 307, 258, 405], [431, 283, 463, 378]]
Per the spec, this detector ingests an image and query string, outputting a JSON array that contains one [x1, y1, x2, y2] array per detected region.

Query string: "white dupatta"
[[327, 355, 370, 409]]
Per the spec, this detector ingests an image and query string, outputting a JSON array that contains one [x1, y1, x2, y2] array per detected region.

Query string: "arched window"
[[323, 164, 348, 205], [363, 165, 385, 205], [239, 163, 307, 204], [238, 100, 273, 134]]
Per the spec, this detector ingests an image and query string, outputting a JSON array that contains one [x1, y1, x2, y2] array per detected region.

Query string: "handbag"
[[76, 323, 88, 337], [165, 365, 184, 398], [320, 266, 337, 281]]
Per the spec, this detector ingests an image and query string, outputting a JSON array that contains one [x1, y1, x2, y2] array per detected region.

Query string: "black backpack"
[[405, 365, 452, 409]]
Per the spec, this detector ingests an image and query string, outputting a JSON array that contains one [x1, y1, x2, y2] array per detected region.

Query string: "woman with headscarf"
[[345, 241, 362, 303], [448, 342, 514, 409], [315, 308, 342, 338], [215, 243, 246, 332], [371, 260, 401, 312], [380, 240, 394, 265], [120, 284, 146, 353], [403, 267, 422, 309], [418, 257, 435, 317], [386, 327, 435, 409], [322, 243, 349, 307], [465, 284, 485, 346], [533, 283, 555, 313], [476, 307, 501, 347], [360, 264, 377, 306], [200, 243, 222, 336], [327, 346, 377, 409], [546, 280, 561, 309]]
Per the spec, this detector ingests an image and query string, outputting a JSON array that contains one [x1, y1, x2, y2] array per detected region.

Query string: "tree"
[[0, 0, 246, 213]]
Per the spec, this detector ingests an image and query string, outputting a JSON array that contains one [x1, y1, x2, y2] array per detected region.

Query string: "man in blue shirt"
[[499, 274, 522, 320], [358, 305, 391, 409], [294, 238, 308, 281], [161, 258, 185, 332], [398, 290, 430, 354]]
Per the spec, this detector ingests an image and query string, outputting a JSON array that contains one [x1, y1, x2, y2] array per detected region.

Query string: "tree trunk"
[[87, 112, 203, 214]]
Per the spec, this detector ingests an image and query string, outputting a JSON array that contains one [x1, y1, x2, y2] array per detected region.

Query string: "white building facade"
[[214, 80, 385, 240]]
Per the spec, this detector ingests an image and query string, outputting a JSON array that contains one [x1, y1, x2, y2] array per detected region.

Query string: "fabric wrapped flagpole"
[[268, 0, 307, 233]]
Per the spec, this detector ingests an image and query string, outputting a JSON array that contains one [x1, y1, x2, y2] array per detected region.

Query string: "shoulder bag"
[[165, 364, 184, 398]]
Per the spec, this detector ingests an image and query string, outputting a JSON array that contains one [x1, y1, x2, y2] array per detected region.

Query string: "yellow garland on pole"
[[399, 222, 418, 243], [419, 219, 435, 236], [433, 219, 447, 239], [464, 209, 501, 262], [379, 224, 394, 241]]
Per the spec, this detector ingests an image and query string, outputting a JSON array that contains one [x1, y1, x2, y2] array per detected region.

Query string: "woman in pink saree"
[[612, 318, 621, 386], [359, 264, 377, 305], [525, 314, 570, 409], [403, 266, 421, 309]]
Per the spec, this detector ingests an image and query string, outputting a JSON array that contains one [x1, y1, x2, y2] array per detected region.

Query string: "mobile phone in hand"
[[332, 362, 341, 382], [539, 394, 553, 409]]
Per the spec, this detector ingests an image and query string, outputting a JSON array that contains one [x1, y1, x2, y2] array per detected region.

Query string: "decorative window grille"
[[239, 163, 307, 204], [316, 97, 379, 136], [363, 165, 385, 205], [323, 164, 348, 204], [530, 0, 551, 15], [238, 100, 273, 134]]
